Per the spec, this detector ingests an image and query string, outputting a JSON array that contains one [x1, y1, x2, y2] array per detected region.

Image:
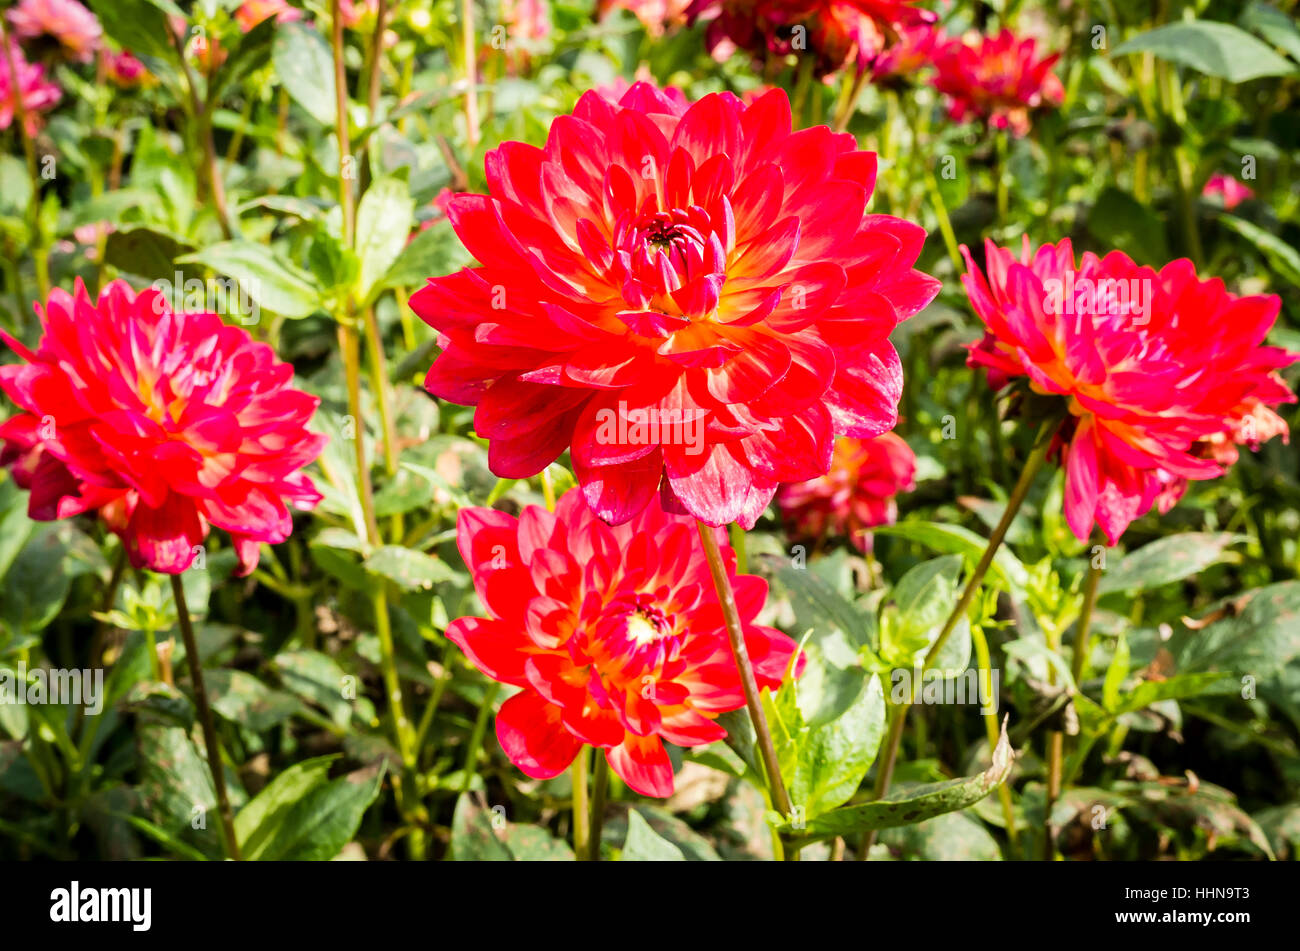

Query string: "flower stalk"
[[171, 575, 241, 861], [859, 424, 1053, 858], [696, 521, 794, 850]]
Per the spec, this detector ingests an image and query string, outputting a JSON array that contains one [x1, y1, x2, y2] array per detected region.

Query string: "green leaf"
[[204, 669, 305, 731], [87, 0, 178, 62], [379, 224, 472, 292], [357, 177, 415, 303], [622, 809, 685, 861], [0, 525, 73, 633], [763, 553, 876, 654], [777, 673, 887, 820], [1218, 214, 1300, 289], [209, 15, 276, 102], [1112, 20, 1296, 82], [872, 521, 1027, 593], [365, 546, 458, 591], [778, 721, 1013, 844], [104, 228, 196, 283], [272, 21, 338, 125], [1243, 3, 1300, 62], [0, 480, 36, 584], [878, 810, 1002, 860], [505, 824, 575, 860], [179, 240, 322, 319], [235, 754, 339, 861], [450, 793, 513, 860], [135, 725, 223, 855], [1086, 187, 1169, 266], [1097, 533, 1247, 595], [259, 765, 384, 861], [1171, 582, 1300, 680], [273, 651, 365, 726]]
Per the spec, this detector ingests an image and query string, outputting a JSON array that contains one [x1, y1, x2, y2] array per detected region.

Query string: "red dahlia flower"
[[0, 280, 326, 575], [6, 0, 101, 63], [871, 22, 945, 84], [448, 489, 802, 796], [777, 431, 915, 552], [687, 0, 936, 77], [962, 238, 1298, 545], [932, 28, 1063, 137], [412, 82, 939, 529]]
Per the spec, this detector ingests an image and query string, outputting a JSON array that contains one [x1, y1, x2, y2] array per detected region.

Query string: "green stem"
[[697, 521, 796, 859], [572, 747, 590, 861], [972, 622, 1019, 855], [589, 752, 609, 862], [171, 575, 241, 860], [859, 425, 1053, 858]]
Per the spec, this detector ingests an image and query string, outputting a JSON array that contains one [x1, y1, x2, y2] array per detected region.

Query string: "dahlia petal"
[[447, 616, 532, 686], [125, 493, 205, 574], [605, 734, 675, 798], [495, 691, 583, 780]]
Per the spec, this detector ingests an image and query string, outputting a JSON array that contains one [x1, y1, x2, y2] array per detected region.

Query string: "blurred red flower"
[[0, 40, 61, 135], [932, 28, 1063, 136], [105, 49, 148, 88], [1202, 173, 1254, 210], [448, 489, 802, 796], [413, 82, 939, 529], [871, 21, 945, 84], [235, 0, 303, 32], [7, 0, 101, 63], [597, 0, 691, 36], [687, 0, 935, 76], [0, 280, 326, 575], [777, 431, 915, 552], [962, 238, 1297, 544]]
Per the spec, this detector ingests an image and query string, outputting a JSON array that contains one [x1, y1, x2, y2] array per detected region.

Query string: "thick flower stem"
[[1045, 554, 1102, 858], [589, 753, 609, 862], [362, 305, 402, 541], [858, 427, 1052, 859], [571, 747, 590, 861], [972, 622, 1019, 854], [696, 521, 795, 849], [171, 575, 241, 861], [460, 0, 479, 147]]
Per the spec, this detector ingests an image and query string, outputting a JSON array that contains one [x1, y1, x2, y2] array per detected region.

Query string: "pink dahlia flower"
[[0, 280, 327, 575], [962, 237, 1298, 545], [0, 41, 61, 135], [1201, 173, 1254, 210], [412, 82, 939, 529], [7, 0, 101, 63]]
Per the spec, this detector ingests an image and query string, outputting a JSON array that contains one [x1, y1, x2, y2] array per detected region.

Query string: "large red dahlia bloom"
[[777, 431, 915, 552], [413, 82, 939, 529], [932, 29, 1063, 136], [448, 489, 802, 796], [962, 238, 1298, 545], [0, 280, 326, 575]]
